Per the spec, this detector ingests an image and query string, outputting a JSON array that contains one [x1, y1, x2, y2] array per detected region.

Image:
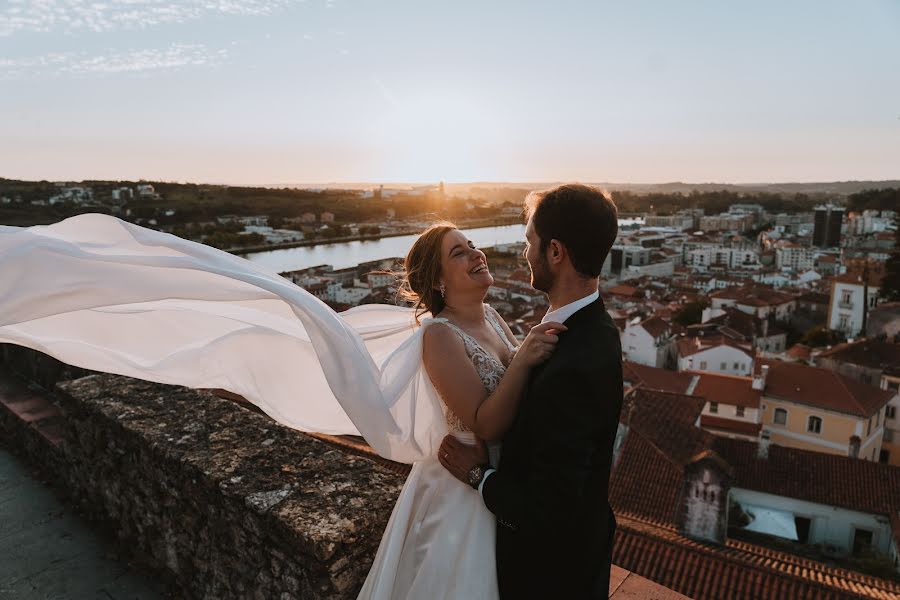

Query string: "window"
[[774, 408, 788, 425], [794, 516, 812, 544], [867, 418, 872, 437], [853, 528, 873, 556], [720, 362, 727, 370], [710, 402, 719, 414], [887, 405, 896, 420], [885, 429, 894, 443], [700, 361, 708, 370], [807, 416, 822, 434], [838, 314, 849, 331], [887, 381, 899, 392], [841, 290, 852, 304], [881, 449, 890, 464], [736, 406, 745, 417], [733, 362, 740, 370]]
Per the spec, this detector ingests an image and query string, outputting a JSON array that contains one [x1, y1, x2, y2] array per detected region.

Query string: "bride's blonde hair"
[[396, 221, 457, 323]]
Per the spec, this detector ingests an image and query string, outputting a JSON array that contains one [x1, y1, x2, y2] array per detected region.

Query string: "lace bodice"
[[431, 307, 517, 433]]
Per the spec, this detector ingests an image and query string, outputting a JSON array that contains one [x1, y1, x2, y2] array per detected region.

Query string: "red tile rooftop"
[[754, 358, 894, 417], [699, 414, 762, 436], [815, 338, 900, 372], [623, 361, 696, 395], [676, 335, 754, 359], [689, 372, 760, 409], [613, 513, 900, 600]]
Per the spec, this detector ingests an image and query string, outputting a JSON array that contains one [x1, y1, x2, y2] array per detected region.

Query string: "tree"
[[800, 325, 845, 348], [880, 214, 900, 302], [674, 301, 708, 327]]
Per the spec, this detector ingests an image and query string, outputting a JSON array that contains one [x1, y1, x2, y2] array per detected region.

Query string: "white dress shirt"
[[478, 290, 600, 495]]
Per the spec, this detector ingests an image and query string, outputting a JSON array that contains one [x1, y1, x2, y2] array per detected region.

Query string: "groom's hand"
[[438, 435, 488, 484]]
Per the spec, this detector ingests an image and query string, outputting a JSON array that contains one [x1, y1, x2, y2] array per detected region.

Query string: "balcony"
[[839, 301, 854, 309]]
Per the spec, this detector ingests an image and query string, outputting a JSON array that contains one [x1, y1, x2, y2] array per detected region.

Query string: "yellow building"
[[753, 359, 893, 461], [881, 371, 900, 466]]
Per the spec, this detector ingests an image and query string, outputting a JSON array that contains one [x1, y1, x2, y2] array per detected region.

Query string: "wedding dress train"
[[0, 214, 506, 598]]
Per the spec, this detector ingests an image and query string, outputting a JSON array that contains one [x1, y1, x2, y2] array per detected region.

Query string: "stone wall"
[[1, 346, 406, 599]]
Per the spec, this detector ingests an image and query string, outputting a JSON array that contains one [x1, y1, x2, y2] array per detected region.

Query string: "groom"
[[439, 184, 623, 599]]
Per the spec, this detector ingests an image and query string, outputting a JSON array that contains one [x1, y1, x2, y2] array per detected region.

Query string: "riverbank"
[[228, 215, 524, 255]]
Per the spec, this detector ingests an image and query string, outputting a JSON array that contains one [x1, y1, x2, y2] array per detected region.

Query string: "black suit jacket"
[[482, 297, 623, 599]]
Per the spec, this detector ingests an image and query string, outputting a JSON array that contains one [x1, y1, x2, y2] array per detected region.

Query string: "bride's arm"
[[423, 322, 563, 442]]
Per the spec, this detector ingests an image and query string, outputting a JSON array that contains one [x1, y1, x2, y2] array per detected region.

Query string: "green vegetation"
[[881, 214, 900, 302], [673, 301, 709, 327], [800, 325, 846, 348], [847, 188, 900, 212]]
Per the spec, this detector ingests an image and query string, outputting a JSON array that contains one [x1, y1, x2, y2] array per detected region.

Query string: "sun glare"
[[369, 90, 505, 182]]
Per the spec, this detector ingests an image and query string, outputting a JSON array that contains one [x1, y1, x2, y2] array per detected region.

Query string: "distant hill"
[[262, 180, 900, 197]]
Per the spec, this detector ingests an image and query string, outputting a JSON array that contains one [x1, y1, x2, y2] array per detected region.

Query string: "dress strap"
[[484, 306, 516, 352]]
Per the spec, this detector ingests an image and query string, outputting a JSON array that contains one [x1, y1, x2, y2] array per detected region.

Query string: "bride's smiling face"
[[438, 229, 493, 296]]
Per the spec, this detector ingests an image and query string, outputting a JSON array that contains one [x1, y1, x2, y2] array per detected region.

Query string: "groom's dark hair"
[[524, 184, 618, 278]]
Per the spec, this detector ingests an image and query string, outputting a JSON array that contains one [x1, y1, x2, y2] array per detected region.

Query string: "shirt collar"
[[541, 290, 599, 325]]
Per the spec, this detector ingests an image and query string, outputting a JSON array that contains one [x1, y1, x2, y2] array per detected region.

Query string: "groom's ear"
[[548, 239, 566, 264]]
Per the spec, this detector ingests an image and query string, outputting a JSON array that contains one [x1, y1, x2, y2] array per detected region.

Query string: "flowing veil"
[[0, 214, 448, 463]]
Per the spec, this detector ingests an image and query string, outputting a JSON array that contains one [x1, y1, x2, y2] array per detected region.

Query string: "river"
[[242, 220, 642, 273]]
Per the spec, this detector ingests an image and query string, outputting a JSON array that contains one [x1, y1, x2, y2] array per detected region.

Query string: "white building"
[[622, 316, 675, 368], [827, 273, 881, 336], [327, 282, 370, 306], [677, 337, 754, 376], [775, 244, 815, 272]]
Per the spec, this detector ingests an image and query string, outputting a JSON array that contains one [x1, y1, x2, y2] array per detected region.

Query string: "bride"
[[0, 215, 562, 599]]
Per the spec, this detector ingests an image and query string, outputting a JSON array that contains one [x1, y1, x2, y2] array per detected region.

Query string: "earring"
[[439, 283, 446, 298]]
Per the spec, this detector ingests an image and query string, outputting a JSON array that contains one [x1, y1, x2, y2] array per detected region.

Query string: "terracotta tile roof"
[[611, 389, 713, 525], [714, 437, 900, 517], [755, 358, 894, 417], [690, 372, 761, 409], [612, 514, 900, 600], [815, 339, 900, 372], [677, 335, 754, 359], [710, 286, 795, 307], [607, 392, 900, 600], [609, 284, 642, 298], [639, 316, 671, 339], [611, 430, 684, 526], [699, 414, 762, 436], [832, 271, 884, 287], [704, 307, 760, 339], [622, 361, 695, 395]]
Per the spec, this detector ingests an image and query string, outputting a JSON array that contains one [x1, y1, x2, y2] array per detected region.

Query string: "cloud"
[[0, 0, 305, 37], [0, 43, 228, 78]]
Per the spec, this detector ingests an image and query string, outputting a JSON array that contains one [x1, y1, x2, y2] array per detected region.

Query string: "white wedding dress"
[[359, 314, 512, 600], [0, 214, 507, 599]]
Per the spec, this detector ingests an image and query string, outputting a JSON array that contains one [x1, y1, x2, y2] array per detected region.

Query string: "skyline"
[[2, 1, 899, 185]]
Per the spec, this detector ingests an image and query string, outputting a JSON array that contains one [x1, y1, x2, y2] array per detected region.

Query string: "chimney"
[[752, 364, 769, 391], [757, 430, 770, 459]]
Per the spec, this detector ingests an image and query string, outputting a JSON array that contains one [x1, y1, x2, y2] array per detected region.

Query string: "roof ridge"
[[831, 368, 867, 416]]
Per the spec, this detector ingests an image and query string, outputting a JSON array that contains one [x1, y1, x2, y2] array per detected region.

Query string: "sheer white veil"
[[0, 214, 447, 463]]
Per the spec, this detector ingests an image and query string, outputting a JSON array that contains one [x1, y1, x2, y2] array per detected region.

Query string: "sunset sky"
[[2, 1, 899, 185]]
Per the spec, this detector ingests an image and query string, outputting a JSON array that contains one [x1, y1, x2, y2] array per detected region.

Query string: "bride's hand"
[[512, 321, 567, 369]]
